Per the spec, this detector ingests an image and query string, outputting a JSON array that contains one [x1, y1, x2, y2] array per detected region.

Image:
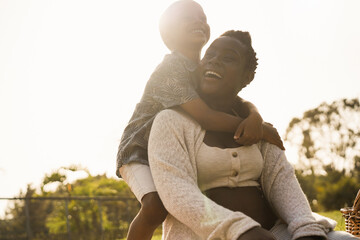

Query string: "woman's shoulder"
[[150, 108, 205, 152], [257, 141, 286, 163]]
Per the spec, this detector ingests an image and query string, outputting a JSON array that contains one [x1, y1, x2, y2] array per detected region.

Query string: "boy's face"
[[170, 1, 210, 51]]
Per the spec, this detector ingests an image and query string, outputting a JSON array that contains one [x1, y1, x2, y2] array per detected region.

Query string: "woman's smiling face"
[[199, 36, 248, 100]]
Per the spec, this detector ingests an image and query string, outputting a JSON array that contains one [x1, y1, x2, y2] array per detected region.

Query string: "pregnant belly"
[[205, 186, 278, 230]]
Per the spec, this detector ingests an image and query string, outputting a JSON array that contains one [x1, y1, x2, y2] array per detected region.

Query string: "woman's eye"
[[204, 52, 215, 59]]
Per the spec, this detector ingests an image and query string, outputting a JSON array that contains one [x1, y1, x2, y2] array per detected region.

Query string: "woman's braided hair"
[[221, 30, 258, 89]]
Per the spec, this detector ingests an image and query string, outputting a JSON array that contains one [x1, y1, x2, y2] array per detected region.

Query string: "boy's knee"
[[141, 192, 168, 224]]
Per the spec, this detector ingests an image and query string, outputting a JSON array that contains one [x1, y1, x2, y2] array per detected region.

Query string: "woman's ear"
[[238, 71, 254, 91]]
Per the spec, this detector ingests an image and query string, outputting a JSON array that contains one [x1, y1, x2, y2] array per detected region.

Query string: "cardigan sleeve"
[[260, 142, 334, 240], [148, 109, 260, 240]]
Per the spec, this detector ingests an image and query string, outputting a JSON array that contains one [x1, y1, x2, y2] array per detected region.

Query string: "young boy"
[[117, 1, 284, 239]]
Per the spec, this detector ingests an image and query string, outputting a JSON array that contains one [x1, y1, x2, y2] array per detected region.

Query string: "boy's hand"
[[262, 122, 285, 150], [234, 112, 263, 146]]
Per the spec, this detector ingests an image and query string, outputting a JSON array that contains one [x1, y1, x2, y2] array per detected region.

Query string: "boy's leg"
[[120, 163, 167, 240]]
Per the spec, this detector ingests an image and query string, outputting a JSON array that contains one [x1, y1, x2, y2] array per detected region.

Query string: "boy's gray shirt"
[[116, 52, 199, 177]]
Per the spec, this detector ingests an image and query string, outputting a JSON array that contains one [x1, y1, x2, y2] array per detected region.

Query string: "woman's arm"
[[148, 109, 260, 239], [260, 143, 333, 240]]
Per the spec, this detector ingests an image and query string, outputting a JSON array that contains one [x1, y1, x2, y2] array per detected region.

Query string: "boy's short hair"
[[159, 0, 195, 51]]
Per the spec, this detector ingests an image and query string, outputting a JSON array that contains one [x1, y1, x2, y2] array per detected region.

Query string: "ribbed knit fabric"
[[271, 220, 356, 239], [148, 108, 338, 240]]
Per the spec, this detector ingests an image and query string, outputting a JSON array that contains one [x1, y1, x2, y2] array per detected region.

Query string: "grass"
[[151, 227, 162, 240], [151, 235, 162, 240], [119, 211, 346, 239], [317, 210, 346, 231], [119, 235, 161, 240], [119, 234, 161, 240], [118, 226, 162, 240]]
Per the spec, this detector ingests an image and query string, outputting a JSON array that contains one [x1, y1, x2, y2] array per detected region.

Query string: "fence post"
[[65, 198, 71, 240], [98, 200, 104, 240], [25, 198, 33, 240]]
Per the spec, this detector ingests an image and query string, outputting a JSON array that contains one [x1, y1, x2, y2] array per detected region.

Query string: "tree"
[[285, 98, 360, 210], [1, 166, 139, 240], [44, 174, 138, 239], [1, 184, 54, 240], [285, 98, 360, 175]]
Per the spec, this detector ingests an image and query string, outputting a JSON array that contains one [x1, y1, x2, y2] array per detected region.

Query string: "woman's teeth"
[[205, 71, 222, 79]]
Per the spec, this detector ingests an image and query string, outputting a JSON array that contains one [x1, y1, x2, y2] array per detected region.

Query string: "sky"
[[1, 0, 360, 216]]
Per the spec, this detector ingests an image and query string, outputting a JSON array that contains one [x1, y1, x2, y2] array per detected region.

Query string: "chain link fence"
[[0, 196, 140, 240]]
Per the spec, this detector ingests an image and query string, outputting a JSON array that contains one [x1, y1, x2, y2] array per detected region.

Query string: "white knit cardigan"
[[148, 108, 336, 240]]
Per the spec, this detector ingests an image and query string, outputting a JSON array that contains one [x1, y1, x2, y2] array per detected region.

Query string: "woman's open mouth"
[[204, 70, 222, 81]]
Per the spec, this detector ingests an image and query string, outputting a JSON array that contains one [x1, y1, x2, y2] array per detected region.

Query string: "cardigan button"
[[231, 170, 238, 177], [232, 152, 238, 157]]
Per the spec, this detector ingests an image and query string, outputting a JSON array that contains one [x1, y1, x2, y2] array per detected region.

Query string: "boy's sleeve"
[[145, 58, 199, 109]]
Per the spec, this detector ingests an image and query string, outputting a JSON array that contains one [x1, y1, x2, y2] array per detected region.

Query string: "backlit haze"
[[1, 0, 360, 216]]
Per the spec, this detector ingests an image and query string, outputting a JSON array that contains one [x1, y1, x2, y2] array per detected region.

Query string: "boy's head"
[[159, 0, 210, 52]]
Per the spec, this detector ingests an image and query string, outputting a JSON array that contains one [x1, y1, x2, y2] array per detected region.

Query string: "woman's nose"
[[208, 55, 220, 66]]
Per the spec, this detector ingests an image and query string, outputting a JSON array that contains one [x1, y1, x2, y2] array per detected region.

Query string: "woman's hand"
[[237, 227, 276, 240], [234, 112, 263, 146], [262, 122, 285, 150]]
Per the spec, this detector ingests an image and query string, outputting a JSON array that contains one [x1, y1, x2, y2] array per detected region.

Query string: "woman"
[[147, 31, 356, 239]]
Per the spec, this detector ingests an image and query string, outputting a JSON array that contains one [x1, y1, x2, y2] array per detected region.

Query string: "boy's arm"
[[180, 95, 264, 144], [233, 98, 264, 145], [234, 97, 285, 150], [181, 98, 285, 150], [235, 97, 261, 117], [180, 98, 243, 133]]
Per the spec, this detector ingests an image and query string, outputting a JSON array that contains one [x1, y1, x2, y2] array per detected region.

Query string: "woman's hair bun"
[[221, 30, 252, 46], [220, 30, 258, 90]]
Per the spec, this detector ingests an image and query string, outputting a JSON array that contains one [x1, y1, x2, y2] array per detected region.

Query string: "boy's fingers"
[[236, 135, 248, 145], [234, 125, 245, 139], [241, 138, 251, 146], [238, 135, 256, 146], [235, 138, 244, 145]]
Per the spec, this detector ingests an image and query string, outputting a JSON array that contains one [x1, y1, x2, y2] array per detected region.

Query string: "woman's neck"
[[201, 95, 235, 114]]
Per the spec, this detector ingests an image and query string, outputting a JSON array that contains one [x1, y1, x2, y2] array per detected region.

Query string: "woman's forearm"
[[261, 143, 329, 239]]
